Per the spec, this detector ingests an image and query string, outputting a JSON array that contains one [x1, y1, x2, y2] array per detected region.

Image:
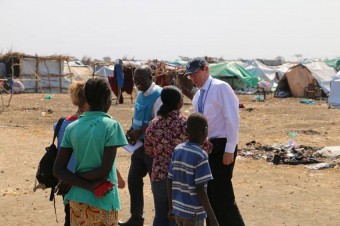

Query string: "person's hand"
[[55, 181, 71, 196], [128, 129, 141, 140], [167, 210, 175, 222], [126, 129, 141, 145], [223, 152, 234, 165]]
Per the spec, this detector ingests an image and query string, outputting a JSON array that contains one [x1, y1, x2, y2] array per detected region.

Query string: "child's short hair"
[[187, 113, 208, 136], [68, 81, 86, 108], [84, 78, 112, 110]]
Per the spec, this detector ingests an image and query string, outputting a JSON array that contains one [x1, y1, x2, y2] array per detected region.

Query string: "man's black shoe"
[[118, 217, 144, 226]]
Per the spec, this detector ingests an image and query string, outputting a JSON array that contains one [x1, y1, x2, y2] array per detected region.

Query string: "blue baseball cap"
[[185, 57, 207, 75]]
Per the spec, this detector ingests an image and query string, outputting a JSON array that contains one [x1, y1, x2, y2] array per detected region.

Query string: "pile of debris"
[[238, 141, 340, 169]]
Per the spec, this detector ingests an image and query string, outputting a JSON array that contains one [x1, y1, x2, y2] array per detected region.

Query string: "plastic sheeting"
[[328, 74, 340, 108], [304, 62, 336, 94], [20, 58, 64, 76]]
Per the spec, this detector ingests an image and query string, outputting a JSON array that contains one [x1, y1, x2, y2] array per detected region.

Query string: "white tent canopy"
[[304, 62, 336, 94], [94, 66, 114, 77], [328, 73, 340, 108]]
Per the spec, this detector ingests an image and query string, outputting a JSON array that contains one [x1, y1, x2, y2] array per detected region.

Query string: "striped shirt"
[[168, 142, 213, 220]]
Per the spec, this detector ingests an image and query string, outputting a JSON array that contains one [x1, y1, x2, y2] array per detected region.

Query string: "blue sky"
[[0, 0, 339, 61]]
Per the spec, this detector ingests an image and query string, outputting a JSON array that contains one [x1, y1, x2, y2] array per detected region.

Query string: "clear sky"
[[0, 0, 339, 61]]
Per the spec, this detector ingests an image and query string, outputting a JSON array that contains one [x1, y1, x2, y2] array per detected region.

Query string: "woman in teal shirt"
[[54, 78, 128, 225]]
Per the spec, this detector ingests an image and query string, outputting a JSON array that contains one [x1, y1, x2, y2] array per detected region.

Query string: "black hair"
[[84, 78, 112, 112], [157, 85, 182, 118], [134, 65, 153, 80], [187, 113, 208, 142]]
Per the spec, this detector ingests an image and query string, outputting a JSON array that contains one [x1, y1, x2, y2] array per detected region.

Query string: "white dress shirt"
[[143, 82, 162, 117], [192, 76, 239, 153]]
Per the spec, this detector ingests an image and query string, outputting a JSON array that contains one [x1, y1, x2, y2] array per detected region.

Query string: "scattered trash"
[[238, 140, 338, 167], [299, 99, 315, 105], [44, 95, 53, 99], [253, 95, 264, 102], [313, 146, 340, 158], [305, 162, 332, 170]]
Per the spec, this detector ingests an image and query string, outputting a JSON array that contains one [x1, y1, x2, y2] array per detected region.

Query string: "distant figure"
[[167, 113, 219, 226], [8, 78, 25, 94], [114, 59, 124, 104]]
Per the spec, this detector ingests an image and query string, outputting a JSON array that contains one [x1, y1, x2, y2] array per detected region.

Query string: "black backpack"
[[34, 117, 65, 201]]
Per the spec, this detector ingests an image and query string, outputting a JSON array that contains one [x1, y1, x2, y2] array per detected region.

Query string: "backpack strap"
[[52, 117, 65, 145], [50, 117, 65, 223]]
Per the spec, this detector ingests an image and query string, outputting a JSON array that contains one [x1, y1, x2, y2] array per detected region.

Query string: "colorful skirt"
[[69, 201, 118, 226]]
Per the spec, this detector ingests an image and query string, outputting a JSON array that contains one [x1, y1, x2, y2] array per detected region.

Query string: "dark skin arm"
[[126, 124, 148, 144], [54, 146, 117, 192], [53, 147, 98, 192], [196, 183, 220, 226], [76, 146, 117, 180]]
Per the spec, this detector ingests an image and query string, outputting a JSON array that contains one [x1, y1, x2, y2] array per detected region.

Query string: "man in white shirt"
[[186, 57, 245, 226]]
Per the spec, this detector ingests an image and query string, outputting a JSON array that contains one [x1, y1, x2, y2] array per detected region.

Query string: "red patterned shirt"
[[145, 110, 212, 181]]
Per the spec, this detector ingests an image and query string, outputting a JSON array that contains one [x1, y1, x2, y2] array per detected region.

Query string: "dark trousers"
[[128, 145, 153, 219], [207, 138, 245, 226]]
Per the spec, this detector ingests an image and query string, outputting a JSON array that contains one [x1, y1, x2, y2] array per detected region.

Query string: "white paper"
[[123, 140, 143, 153]]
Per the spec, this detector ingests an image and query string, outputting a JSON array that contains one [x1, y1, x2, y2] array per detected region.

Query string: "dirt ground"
[[0, 93, 339, 226]]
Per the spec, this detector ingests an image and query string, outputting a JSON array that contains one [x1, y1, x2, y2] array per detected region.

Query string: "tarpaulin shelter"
[[64, 63, 93, 83], [238, 60, 294, 90], [324, 58, 340, 72], [209, 62, 260, 91], [94, 65, 114, 77], [328, 73, 340, 108], [0, 52, 70, 93], [275, 64, 317, 97], [275, 62, 335, 98], [304, 61, 336, 95]]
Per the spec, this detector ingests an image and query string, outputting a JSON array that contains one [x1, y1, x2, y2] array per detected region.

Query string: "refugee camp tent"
[[328, 73, 340, 108], [166, 59, 187, 67], [238, 60, 294, 90], [275, 62, 336, 98], [209, 62, 260, 92], [94, 65, 114, 77], [64, 62, 93, 83], [0, 52, 70, 93], [275, 64, 317, 97], [304, 61, 336, 95], [324, 58, 340, 72]]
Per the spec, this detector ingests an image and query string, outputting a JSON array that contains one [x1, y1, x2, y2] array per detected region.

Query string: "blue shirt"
[[168, 142, 213, 220], [54, 115, 78, 172]]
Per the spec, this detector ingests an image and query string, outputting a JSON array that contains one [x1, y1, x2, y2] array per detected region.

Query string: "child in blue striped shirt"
[[167, 113, 219, 226]]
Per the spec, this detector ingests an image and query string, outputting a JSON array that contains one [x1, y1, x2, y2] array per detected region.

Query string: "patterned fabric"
[[145, 110, 213, 181], [168, 142, 213, 220], [144, 110, 187, 181], [69, 201, 118, 226]]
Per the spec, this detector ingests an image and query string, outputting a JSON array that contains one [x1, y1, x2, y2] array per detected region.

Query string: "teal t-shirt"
[[61, 111, 128, 211]]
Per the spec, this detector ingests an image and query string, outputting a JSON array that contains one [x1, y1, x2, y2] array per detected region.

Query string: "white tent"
[[238, 60, 294, 90], [304, 62, 335, 95], [328, 73, 340, 108], [94, 66, 114, 77]]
